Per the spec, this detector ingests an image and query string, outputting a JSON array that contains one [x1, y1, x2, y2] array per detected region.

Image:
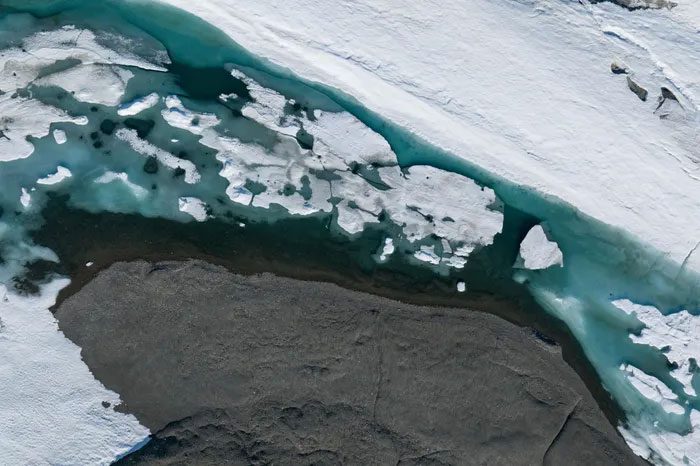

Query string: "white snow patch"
[[379, 237, 394, 262], [37, 166, 72, 186], [620, 409, 700, 466], [162, 95, 220, 135], [516, 225, 564, 270], [178, 196, 209, 222], [620, 363, 685, 415], [161, 0, 700, 277], [614, 299, 700, 397], [0, 280, 149, 465], [19, 188, 30, 208], [35, 64, 133, 106], [52, 129, 67, 145], [0, 94, 86, 161], [115, 128, 200, 184], [118, 93, 160, 116]]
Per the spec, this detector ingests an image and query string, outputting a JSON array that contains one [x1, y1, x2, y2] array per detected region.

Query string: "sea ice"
[[37, 166, 72, 186], [118, 93, 160, 116], [0, 280, 149, 465], [178, 196, 209, 222], [516, 225, 564, 270]]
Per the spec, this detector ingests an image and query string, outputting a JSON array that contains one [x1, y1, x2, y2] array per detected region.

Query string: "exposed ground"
[[54, 260, 645, 465]]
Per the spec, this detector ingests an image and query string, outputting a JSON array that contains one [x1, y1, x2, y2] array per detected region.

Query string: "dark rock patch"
[[56, 260, 645, 466], [626, 77, 648, 101], [611, 62, 628, 75], [99, 119, 117, 135]]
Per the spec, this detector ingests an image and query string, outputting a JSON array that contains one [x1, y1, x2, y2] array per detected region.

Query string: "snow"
[[189, 75, 502, 263], [620, 363, 685, 416], [178, 196, 209, 221], [620, 410, 700, 466], [19, 188, 30, 208], [413, 245, 441, 266], [0, 24, 163, 162], [378, 237, 394, 262], [52, 129, 67, 145], [613, 299, 700, 397], [162, 95, 220, 134], [159, 0, 700, 274], [516, 224, 564, 270], [118, 92, 160, 116], [35, 64, 133, 106], [0, 280, 149, 465], [115, 128, 201, 184], [36, 166, 72, 186], [0, 94, 86, 161]]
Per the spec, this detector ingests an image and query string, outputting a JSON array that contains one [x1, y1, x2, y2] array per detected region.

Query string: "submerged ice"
[[0, 1, 698, 465]]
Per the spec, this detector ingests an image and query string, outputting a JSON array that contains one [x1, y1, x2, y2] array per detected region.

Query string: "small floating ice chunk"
[[457, 281, 466, 293], [35, 64, 134, 106], [162, 95, 220, 135], [37, 166, 72, 186], [620, 363, 685, 415], [613, 299, 700, 397], [52, 129, 67, 145], [85, 262, 94, 267], [414, 245, 441, 265], [379, 238, 395, 262], [516, 224, 563, 270], [19, 188, 31, 208], [178, 197, 208, 222], [118, 93, 160, 116]]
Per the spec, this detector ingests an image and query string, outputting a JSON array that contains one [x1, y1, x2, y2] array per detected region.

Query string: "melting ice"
[[0, 2, 698, 465]]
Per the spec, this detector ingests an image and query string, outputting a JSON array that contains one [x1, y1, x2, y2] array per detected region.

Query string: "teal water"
[[0, 0, 698, 457]]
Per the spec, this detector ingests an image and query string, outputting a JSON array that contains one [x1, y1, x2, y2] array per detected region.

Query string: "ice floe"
[[178, 196, 209, 222], [115, 128, 201, 184], [118, 92, 160, 116], [35, 64, 133, 106], [516, 224, 564, 270], [0, 280, 149, 465], [162, 0, 700, 276], [37, 166, 72, 186], [614, 299, 699, 397]]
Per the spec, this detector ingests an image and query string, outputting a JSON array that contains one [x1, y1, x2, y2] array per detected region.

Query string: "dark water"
[[27, 194, 626, 430]]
